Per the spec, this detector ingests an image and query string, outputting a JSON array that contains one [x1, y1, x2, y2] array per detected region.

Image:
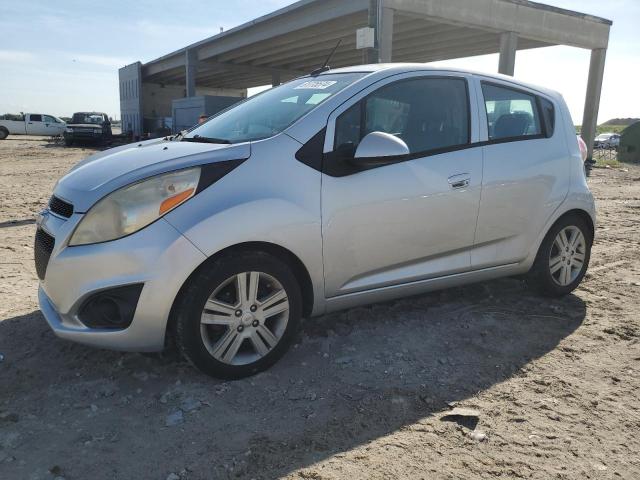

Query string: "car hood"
[[53, 138, 251, 212]]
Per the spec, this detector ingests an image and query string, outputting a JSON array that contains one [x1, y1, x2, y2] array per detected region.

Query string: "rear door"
[[472, 79, 569, 268], [25, 114, 47, 135], [321, 73, 483, 297]]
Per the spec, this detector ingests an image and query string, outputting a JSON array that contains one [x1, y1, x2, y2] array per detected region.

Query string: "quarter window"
[[539, 97, 555, 137], [334, 77, 470, 156], [482, 83, 542, 141]]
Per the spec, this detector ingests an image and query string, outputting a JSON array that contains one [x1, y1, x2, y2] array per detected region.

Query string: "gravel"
[[1, 138, 639, 479]]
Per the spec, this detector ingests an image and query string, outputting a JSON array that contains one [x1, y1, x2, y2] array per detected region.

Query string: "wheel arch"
[[167, 241, 315, 342], [554, 208, 595, 241]]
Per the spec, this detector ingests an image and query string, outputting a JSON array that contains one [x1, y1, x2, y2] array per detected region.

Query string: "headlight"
[[69, 167, 200, 246]]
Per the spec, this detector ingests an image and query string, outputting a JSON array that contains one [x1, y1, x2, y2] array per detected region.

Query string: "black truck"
[[64, 112, 112, 146]]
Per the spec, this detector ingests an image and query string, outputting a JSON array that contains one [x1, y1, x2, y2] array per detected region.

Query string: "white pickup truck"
[[0, 113, 66, 139]]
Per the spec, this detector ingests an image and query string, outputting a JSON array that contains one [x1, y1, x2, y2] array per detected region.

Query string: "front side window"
[[334, 77, 470, 156], [482, 83, 542, 141], [185, 73, 365, 144], [43, 115, 56, 123]]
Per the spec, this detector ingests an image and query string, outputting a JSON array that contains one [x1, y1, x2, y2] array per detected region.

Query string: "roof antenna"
[[310, 39, 341, 76]]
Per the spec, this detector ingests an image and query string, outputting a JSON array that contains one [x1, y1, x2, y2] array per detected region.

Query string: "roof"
[[327, 63, 562, 98], [135, 0, 611, 90]]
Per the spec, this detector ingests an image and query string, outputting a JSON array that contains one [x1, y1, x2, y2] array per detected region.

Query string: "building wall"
[[140, 83, 247, 134], [119, 63, 143, 137]]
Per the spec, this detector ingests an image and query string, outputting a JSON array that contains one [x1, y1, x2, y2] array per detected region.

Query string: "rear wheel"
[[527, 215, 592, 297], [174, 251, 302, 379], [0, 128, 8, 140]]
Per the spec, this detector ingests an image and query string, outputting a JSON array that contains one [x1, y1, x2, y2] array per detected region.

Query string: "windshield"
[[184, 73, 365, 144], [72, 113, 106, 124]]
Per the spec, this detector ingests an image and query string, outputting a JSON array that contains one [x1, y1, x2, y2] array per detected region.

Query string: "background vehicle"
[[0, 113, 66, 139], [64, 112, 112, 146], [37, 65, 595, 379], [594, 132, 620, 148]]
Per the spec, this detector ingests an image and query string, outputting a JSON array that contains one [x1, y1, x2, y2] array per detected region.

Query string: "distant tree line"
[[602, 118, 639, 126], [0, 113, 23, 121]]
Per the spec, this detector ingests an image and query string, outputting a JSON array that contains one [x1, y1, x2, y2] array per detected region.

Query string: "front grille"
[[34, 228, 55, 280], [49, 195, 73, 218]]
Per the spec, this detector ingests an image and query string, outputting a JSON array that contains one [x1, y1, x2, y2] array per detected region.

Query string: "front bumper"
[[37, 214, 206, 352], [65, 131, 105, 141]]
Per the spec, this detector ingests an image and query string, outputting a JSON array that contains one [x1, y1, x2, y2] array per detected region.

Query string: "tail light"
[[577, 136, 588, 163]]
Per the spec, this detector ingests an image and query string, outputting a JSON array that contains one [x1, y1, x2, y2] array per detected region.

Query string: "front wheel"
[[0, 128, 8, 140], [174, 251, 302, 379], [527, 215, 592, 297]]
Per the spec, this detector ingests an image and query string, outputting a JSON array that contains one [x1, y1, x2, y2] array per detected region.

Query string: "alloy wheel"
[[549, 226, 586, 286], [200, 271, 289, 365]]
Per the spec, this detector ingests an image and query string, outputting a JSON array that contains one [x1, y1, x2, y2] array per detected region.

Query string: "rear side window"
[[482, 83, 542, 141], [29, 114, 42, 122], [335, 77, 470, 156]]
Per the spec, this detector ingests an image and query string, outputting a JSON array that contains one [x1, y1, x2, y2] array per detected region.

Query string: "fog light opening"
[[78, 284, 144, 330]]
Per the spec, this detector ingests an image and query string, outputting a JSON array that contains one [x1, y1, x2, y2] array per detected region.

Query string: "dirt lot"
[[1, 136, 639, 480]]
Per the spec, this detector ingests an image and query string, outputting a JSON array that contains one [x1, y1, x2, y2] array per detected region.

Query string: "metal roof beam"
[[385, 0, 610, 49], [197, 0, 369, 60], [218, 13, 367, 63]]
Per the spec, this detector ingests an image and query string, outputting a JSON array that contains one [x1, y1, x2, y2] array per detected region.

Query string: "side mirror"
[[354, 131, 409, 160]]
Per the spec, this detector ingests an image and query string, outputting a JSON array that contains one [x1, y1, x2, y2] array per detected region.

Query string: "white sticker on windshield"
[[295, 81, 337, 90]]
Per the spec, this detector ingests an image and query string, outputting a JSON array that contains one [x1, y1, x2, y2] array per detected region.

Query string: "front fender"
[[163, 135, 326, 316]]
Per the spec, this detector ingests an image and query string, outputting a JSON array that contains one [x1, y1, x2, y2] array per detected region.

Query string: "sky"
[[0, 0, 638, 124]]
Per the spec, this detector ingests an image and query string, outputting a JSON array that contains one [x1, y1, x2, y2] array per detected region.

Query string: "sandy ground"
[[0, 136, 639, 480]]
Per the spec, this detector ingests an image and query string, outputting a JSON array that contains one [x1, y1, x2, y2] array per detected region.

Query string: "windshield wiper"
[[181, 134, 231, 144]]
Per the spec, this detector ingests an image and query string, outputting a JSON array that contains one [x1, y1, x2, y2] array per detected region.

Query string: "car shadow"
[[0, 278, 585, 479]]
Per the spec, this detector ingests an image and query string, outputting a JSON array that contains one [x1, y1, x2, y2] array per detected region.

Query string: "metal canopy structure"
[[121, 0, 611, 155]]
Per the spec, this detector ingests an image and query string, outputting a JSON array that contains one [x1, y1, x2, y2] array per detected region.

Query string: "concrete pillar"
[[271, 73, 281, 87], [581, 48, 607, 159], [363, 0, 393, 64], [498, 31, 518, 76], [185, 49, 198, 98], [363, 0, 380, 64], [378, 6, 394, 63]]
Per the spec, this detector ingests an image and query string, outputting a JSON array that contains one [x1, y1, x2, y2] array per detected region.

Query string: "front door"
[[321, 74, 483, 297], [43, 115, 65, 136]]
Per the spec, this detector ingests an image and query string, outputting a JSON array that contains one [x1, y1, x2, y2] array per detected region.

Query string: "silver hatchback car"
[[36, 64, 594, 378]]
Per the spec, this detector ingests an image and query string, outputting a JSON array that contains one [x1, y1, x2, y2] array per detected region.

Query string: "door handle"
[[448, 174, 470, 189]]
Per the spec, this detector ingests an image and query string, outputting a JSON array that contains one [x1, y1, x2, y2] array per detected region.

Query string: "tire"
[[174, 251, 302, 379], [527, 214, 592, 297], [65, 139, 73, 147], [0, 128, 8, 140]]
